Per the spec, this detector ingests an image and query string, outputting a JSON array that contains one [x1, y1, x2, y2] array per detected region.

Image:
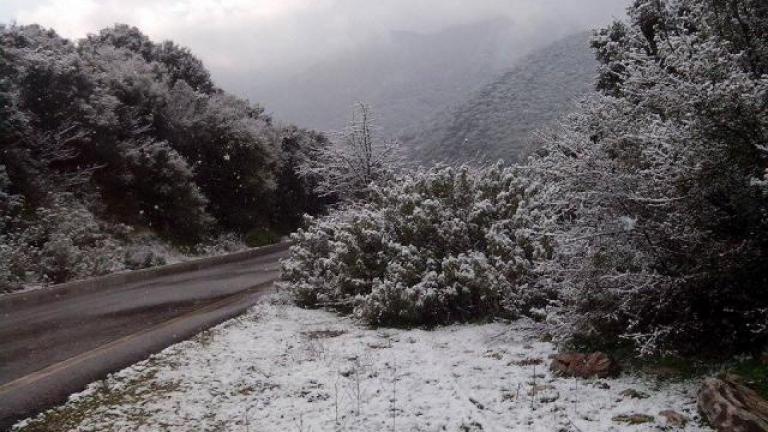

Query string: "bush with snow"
[[0, 194, 127, 291], [282, 164, 547, 326]]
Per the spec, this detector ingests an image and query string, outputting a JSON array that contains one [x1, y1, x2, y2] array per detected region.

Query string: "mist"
[[1, 0, 630, 96]]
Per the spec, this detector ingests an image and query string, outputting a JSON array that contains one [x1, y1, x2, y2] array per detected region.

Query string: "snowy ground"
[[14, 296, 711, 432]]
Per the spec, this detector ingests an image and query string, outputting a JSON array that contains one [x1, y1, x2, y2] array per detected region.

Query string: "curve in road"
[[0, 245, 288, 429]]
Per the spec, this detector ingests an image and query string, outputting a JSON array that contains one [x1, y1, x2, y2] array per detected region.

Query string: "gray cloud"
[[1, 0, 630, 93]]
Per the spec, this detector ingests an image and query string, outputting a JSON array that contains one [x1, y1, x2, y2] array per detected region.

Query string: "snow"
[[2, 235, 247, 297], [14, 296, 711, 431]]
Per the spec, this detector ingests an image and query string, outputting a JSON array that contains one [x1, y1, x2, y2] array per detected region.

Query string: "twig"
[[391, 361, 397, 432]]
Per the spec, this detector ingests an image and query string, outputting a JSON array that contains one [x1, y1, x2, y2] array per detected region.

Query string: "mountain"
[[249, 18, 535, 135], [403, 32, 597, 163]]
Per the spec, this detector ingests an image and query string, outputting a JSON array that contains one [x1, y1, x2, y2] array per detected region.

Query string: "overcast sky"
[[1, 0, 630, 89]]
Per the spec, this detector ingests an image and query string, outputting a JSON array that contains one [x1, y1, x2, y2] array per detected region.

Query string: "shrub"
[[0, 194, 127, 290], [192, 232, 246, 256], [123, 246, 167, 270], [281, 164, 546, 326]]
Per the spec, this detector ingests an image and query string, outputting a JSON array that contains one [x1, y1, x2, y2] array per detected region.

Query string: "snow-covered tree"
[[300, 103, 402, 201], [0, 23, 330, 290], [270, 126, 333, 230], [528, 0, 768, 356]]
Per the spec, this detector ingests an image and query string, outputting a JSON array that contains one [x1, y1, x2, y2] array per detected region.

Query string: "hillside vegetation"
[[0, 24, 328, 292], [403, 32, 596, 163]]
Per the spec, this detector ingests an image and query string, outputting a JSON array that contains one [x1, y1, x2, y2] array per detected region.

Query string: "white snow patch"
[[14, 297, 711, 431]]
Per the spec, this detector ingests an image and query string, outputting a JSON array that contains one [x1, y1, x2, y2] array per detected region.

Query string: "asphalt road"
[[0, 245, 288, 429]]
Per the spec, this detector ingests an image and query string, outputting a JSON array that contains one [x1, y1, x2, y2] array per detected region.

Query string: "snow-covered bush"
[[282, 164, 546, 326], [192, 232, 246, 256], [123, 246, 167, 270], [0, 194, 127, 290], [529, 0, 768, 356]]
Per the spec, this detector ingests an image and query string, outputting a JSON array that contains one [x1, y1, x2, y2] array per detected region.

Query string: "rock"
[[659, 410, 689, 428], [698, 377, 768, 432], [620, 388, 650, 399], [612, 414, 655, 424], [549, 352, 621, 379]]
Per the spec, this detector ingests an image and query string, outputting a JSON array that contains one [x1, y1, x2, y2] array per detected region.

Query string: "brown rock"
[[659, 410, 689, 428], [698, 377, 768, 432], [612, 414, 655, 424], [549, 352, 621, 379]]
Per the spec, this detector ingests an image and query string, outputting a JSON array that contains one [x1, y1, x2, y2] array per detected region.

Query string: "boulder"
[[698, 377, 768, 432], [549, 352, 620, 379]]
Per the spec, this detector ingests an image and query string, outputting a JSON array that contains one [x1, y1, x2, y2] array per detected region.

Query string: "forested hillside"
[[404, 32, 596, 163], [0, 24, 327, 292]]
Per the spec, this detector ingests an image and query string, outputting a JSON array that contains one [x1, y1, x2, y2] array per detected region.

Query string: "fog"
[[2, 0, 630, 95]]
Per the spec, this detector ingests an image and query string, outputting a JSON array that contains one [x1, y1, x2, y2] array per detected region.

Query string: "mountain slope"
[[250, 18, 534, 135], [403, 32, 597, 163]]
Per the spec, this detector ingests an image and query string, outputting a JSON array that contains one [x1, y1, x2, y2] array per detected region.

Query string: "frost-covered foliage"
[[0, 23, 329, 291], [529, 0, 768, 356], [0, 195, 127, 291], [282, 164, 546, 326], [270, 126, 333, 230], [299, 103, 402, 202]]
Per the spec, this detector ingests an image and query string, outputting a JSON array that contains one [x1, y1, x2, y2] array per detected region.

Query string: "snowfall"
[[14, 294, 711, 432]]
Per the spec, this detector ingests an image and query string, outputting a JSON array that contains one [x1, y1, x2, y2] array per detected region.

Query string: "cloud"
[[3, 0, 630, 89]]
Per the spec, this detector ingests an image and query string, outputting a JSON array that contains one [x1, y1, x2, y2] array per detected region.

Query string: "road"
[[0, 245, 288, 430]]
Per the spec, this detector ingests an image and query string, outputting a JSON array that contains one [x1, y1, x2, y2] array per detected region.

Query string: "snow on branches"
[[281, 164, 547, 326], [299, 103, 403, 202], [530, 0, 768, 356]]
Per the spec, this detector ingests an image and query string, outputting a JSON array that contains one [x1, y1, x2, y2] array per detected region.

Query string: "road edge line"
[[0, 279, 276, 429]]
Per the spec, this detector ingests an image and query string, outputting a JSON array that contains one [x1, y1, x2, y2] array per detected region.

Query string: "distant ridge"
[[403, 32, 597, 163], [250, 18, 530, 135]]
